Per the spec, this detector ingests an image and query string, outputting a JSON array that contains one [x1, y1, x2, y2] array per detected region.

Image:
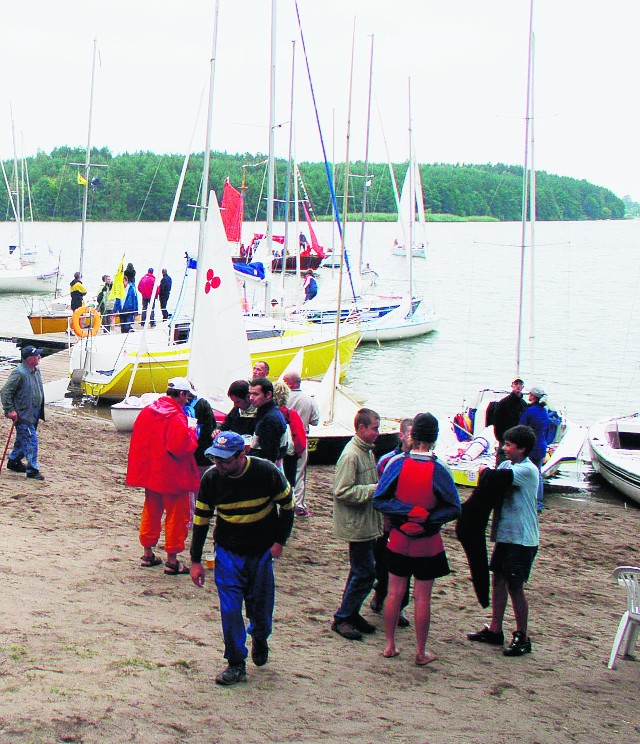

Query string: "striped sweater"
[[191, 456, 294, 560]]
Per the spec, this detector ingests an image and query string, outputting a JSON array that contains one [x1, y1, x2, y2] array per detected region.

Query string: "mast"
[[515, 0, 535, 376], [358, 34, 374, 274], [329, 19, 356, 420], [407, 77, 414, 300], [79, 38, 97, 277], [194, 0, 221, 274], [528, 33, 536, 364], [280, 39, 296, 306], [265, 0, 277, 255], [9, 108, 23, 256]]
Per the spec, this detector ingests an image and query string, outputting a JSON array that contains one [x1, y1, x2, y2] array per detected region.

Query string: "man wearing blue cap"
[[190, 431, 294, 686], [1, 346, 46, 480]]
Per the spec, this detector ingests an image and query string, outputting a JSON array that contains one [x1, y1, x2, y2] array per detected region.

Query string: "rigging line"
[[136, 155, 165, 221], [293, 0, 358, 306]]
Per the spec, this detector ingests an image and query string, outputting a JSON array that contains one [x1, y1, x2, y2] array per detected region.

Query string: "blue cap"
[[21, 345, 43, 359], [205, 431, 245, 460]]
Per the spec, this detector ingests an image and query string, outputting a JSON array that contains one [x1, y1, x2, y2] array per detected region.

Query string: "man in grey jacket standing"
[[1, 346, 45, 480], [283, 371, 319, 517], [332, 408, 383, 641]]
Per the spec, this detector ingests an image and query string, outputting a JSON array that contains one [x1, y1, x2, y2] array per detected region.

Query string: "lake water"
[[2, 218, 639, 503]]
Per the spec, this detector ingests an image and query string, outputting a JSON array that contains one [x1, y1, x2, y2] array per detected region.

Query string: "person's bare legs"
[[383, 574, 407, 657], [488, 572, 509, 633], [508, 580, 528, 634], [414, 578, 437, 665]]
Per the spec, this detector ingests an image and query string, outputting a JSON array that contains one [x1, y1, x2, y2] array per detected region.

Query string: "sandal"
[[164, 561, 189, 575], [140, 553, 163, 568]]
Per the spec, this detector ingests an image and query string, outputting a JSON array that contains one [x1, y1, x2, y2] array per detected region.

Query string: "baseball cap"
[[512, 378, 524, 385], [205, 431, 245, 460], [530, 386, 546, 399], [21, 345, 43, 360], [167, 377, 196, 394]]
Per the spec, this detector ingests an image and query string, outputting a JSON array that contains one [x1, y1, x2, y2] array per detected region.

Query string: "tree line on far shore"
[[2, 146, 625, 224]]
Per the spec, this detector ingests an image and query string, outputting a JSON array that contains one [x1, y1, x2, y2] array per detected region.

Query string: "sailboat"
[[439, 2, 586, 487], [0, 118, 59, 294], [588, 414, 640, 505], [27, 38, 104, 332], [76, 2, 360, 404]]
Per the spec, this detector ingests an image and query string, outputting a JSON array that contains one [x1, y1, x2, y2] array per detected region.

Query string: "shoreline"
[[0, 407, 638, 742]]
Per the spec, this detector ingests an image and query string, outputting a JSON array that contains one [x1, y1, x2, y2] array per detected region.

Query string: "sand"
[[0, 407, 638, 743]]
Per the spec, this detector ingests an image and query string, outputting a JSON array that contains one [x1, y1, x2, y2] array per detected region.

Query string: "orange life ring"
[[71, 305, 102, 338]]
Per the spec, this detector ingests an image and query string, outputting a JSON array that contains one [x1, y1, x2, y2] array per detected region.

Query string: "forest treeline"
[[2, 146, 625, 223]]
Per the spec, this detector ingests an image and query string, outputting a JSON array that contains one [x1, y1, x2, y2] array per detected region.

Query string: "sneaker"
[[215, 661, 247, 685], [349, 613, 376, 634], [26, 471, 45, 481], [503, 631, 532, 656], [331, 620, 363, 641], [467, 625, 504, 646], [397, 612, 410, 628], [251, 637, 269, 666], [295, 506, 311, 517], [6, 459, 26, 473], [369, 593, 384, 613]]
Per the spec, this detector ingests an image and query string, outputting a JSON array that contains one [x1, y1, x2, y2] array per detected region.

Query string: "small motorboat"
[[588, 413, 640, 505]]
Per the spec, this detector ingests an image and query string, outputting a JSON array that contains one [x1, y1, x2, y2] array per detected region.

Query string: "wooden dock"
[[0, 331, 74, 352], [0, 348, 71, 390]]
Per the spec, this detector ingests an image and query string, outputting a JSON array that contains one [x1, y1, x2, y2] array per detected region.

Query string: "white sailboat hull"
[[588, 414, 640, 505], [438, 389, 587, 488], [359, 299, 437, 342], [0, 267, 59, 294]]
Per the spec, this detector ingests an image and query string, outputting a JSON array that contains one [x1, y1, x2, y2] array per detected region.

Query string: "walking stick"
[[0, 422, 16, 475]]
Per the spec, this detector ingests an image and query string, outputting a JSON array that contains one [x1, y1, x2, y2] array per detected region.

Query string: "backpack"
[[280, 407, 307, 457]]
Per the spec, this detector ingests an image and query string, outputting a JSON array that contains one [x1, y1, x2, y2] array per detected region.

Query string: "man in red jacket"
[[127, 377, 201, 574], [137, 267, 158, 327]]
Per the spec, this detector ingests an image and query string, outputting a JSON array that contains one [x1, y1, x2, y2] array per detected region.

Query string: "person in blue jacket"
[[114, 275, 139, 333], [518, 386, 549, 511]]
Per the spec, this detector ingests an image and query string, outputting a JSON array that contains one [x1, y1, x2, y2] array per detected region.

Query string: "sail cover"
[[221, 178, 244, 244]]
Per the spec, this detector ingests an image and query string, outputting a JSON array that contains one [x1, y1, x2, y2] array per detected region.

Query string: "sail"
[[302, 201, 326, 258], [187, 190, 252, 399], [221, 178, 244, 244]]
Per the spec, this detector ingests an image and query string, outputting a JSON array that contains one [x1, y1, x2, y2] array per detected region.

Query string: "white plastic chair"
[[607, 566, 640, 669]]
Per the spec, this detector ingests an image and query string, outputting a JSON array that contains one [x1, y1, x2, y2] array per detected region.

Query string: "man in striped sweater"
[[190, 431, 294, 686]]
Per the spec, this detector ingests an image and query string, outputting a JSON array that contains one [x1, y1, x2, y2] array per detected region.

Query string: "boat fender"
[[71, 305, 102, 338], [460, 436, 490, 461]]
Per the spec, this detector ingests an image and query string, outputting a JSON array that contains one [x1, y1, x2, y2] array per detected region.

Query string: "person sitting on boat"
[[114, 275, 139, 334], [518, 387, 549, 512], [222, 379, 257, 443], [248, 377, 287, 465], [69, 272, 87, 311], [303, 270, 318, 303], [493, 378, 528, 465]]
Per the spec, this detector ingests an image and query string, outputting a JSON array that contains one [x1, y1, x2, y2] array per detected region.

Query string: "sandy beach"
[[0, 407, 638, 743]]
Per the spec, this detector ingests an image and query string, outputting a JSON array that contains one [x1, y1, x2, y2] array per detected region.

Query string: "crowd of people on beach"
[[87, 362, 540, 686], [70, 262, 173, 334], [1, 349, 544, 686]]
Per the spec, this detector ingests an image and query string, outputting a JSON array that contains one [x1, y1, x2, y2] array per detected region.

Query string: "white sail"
[[187, 190, 252, 399]]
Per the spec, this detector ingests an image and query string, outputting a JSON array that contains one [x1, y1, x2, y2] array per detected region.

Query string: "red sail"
[[221, 179, 244, 243], [302, 201, 326, 258]]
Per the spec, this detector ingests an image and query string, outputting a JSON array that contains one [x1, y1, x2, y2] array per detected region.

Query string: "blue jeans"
[[335, 539, 377, 622], [214, 546, 275, 665], [9, 416, 40, 474]]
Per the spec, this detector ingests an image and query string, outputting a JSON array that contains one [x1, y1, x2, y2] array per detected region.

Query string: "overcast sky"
[[2, 0, 638, 200]]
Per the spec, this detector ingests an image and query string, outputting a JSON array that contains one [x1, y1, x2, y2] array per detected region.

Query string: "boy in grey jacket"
[[332, 408, 383, 641]]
